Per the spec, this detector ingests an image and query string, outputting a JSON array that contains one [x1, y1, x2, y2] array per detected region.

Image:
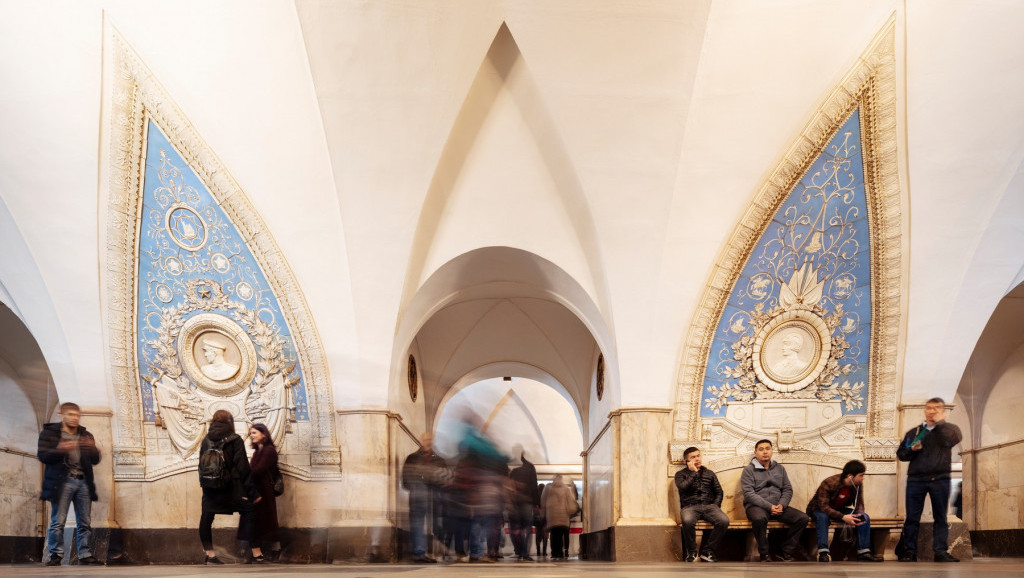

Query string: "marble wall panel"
[[336, 412, 390, 523], [585, 422, 614, 532], [0, 453, 41, 537], [617, 411, 671, 522], [974, 450, 999, 491], [986, 487, 1023, 531], [997, 443, 1024, 489]]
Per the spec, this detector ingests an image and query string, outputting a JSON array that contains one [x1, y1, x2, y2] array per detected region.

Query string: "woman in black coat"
[[247, 423, 281, 561], [198, 410, 264, 564]]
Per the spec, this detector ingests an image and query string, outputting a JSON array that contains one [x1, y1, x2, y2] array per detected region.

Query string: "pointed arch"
[[672, 18, 903, 445]]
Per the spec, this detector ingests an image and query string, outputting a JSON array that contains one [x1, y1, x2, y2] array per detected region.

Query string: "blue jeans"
[[47, 477, 92, 559], [903, 478, 952, 554], [814, 510, 872, 554], [409, 497, 428, 557]]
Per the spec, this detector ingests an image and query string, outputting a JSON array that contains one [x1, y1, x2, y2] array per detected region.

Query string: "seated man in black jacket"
[[674, 447, 729, 562]]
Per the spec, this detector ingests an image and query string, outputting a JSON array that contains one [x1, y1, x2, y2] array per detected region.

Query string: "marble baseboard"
[[0, 535, 45, 564], [610, 525, 679, 562], [53, 526, 396, 564], [970, 529, 1024, 557], [907, 522, 973, 561], [579, 527, 614, 561]]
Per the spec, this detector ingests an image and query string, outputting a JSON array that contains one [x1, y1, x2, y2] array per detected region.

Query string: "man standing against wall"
[[741, 439, 809, 562], [896, 397, 962, 562], [402, 432, 448, 563], [674, 446, 729, 562], [37, 402, 103, 566]]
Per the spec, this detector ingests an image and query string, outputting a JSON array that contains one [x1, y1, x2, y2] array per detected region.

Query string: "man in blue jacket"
[[37, 402, 103, 566], [741, 439, 808, 561], [896, 397, 962, 563]]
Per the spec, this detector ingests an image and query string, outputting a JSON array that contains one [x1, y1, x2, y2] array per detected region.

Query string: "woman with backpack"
[[247, 423, 282, 561], [198, 410, 264, 564]]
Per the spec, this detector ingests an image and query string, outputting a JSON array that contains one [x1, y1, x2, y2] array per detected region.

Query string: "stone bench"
[[690, 517, 903, 561]]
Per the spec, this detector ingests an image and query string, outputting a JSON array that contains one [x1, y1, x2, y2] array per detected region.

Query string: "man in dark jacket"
[[509, 451, 540, 560], [402, 432, 448, 563], [37, 402, 103, 566], [896, 397, 962, 563], [741, 439, 809, 561], [806, 460, 883, 562], [674, 447, 729, 562]]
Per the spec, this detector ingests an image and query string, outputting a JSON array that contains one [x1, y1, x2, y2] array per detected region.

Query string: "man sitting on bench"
[[674, 447, 729, 563], [741, 439, 808, 562], [806, 459, 883, 563]]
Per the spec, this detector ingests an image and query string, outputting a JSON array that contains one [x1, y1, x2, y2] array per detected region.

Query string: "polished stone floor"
[[2, 558, 1023, 577]]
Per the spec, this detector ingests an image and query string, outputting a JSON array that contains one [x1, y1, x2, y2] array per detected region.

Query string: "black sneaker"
[[898, 552, 916, 562], [699, 552, 717, 563], [78, 556, 104, 566], [760, 554, 772, 562], [684, 553, 696, 562], [857, 552, 884, 562], [251, 554, 267, 564], [45, 554, 62, 566], [818, 551, 831, 563], [205, 555, 225, 565], [934, 552, 960, 563]]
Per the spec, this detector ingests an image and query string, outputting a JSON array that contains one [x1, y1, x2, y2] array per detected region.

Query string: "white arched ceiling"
[[1, 0, 1024, 424], [0, 304, 59, 427], [397, 248, 607, 438], [434, 376, 583, 465], [955, 283, 1024, 448]]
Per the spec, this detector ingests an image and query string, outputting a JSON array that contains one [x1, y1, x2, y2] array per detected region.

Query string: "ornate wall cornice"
[[105, 32, 337, 480], [673, 18, 901, 443]]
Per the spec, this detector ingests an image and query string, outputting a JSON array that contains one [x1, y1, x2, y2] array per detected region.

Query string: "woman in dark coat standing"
[[199, 410, 264, 564], [247, 423, 281, 561]]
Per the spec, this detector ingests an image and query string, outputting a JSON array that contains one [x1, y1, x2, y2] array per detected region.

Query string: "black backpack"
[[198, 434, 237, 489]]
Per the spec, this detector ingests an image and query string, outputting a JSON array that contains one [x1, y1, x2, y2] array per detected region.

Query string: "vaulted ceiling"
[[1, 1, 1023, 440]]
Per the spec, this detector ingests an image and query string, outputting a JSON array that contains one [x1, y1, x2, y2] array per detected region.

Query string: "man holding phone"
[[896, 397, 962, 562], [806, 460, 883, 562], [674, 447, 729, 562]]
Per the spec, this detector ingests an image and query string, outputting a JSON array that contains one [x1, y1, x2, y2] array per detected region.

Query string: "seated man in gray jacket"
[[741, 439, 809, 561], [674, 447, 729, 563]]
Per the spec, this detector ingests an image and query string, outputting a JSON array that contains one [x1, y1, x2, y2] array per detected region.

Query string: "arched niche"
[[393, 247, 612, 439]]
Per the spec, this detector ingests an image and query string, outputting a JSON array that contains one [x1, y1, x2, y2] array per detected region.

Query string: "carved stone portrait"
[[196, 334, 240, 381], [178, 313, 257, 396], [752, 310, 831, 393]]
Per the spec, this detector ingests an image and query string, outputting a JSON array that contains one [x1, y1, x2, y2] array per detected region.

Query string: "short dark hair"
[[754, 439, 773, 450], [211, 409, 234, 424], [925, 397, 946, 407], [59, 402, 81, 413], [683, 446, 700, 461], [841, 460, 866, 479]]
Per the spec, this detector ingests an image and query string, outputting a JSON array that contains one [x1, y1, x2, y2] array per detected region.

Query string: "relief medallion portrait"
[[178, 313, 258, 396], [751, 310, 831, 393]]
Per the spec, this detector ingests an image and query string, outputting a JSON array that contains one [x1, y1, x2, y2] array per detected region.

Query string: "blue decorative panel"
[[701, 109, 870, 417], [135, 120, 308, 453]]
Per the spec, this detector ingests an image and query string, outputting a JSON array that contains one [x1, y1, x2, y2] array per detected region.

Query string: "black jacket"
[[37, 422, 101, 502], [674, 465, 724, 508], [199, 421, 258, 512], [896, 420, 962, 481]]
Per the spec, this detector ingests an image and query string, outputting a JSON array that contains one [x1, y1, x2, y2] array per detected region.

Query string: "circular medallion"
[[751, 309, 831, 393], [155, 283, 173, 303], [408, 354, 418, 402], [211, 253, 231, 273], [235, 281, 254, 301], [164, 256, 183, 275], [596, 353, 605, 401], [164, 203, 208, 251], [178, 313, 258, 396]]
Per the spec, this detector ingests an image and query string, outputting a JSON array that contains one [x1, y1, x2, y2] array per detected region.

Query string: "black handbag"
[[272, 469, 284, 496]]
